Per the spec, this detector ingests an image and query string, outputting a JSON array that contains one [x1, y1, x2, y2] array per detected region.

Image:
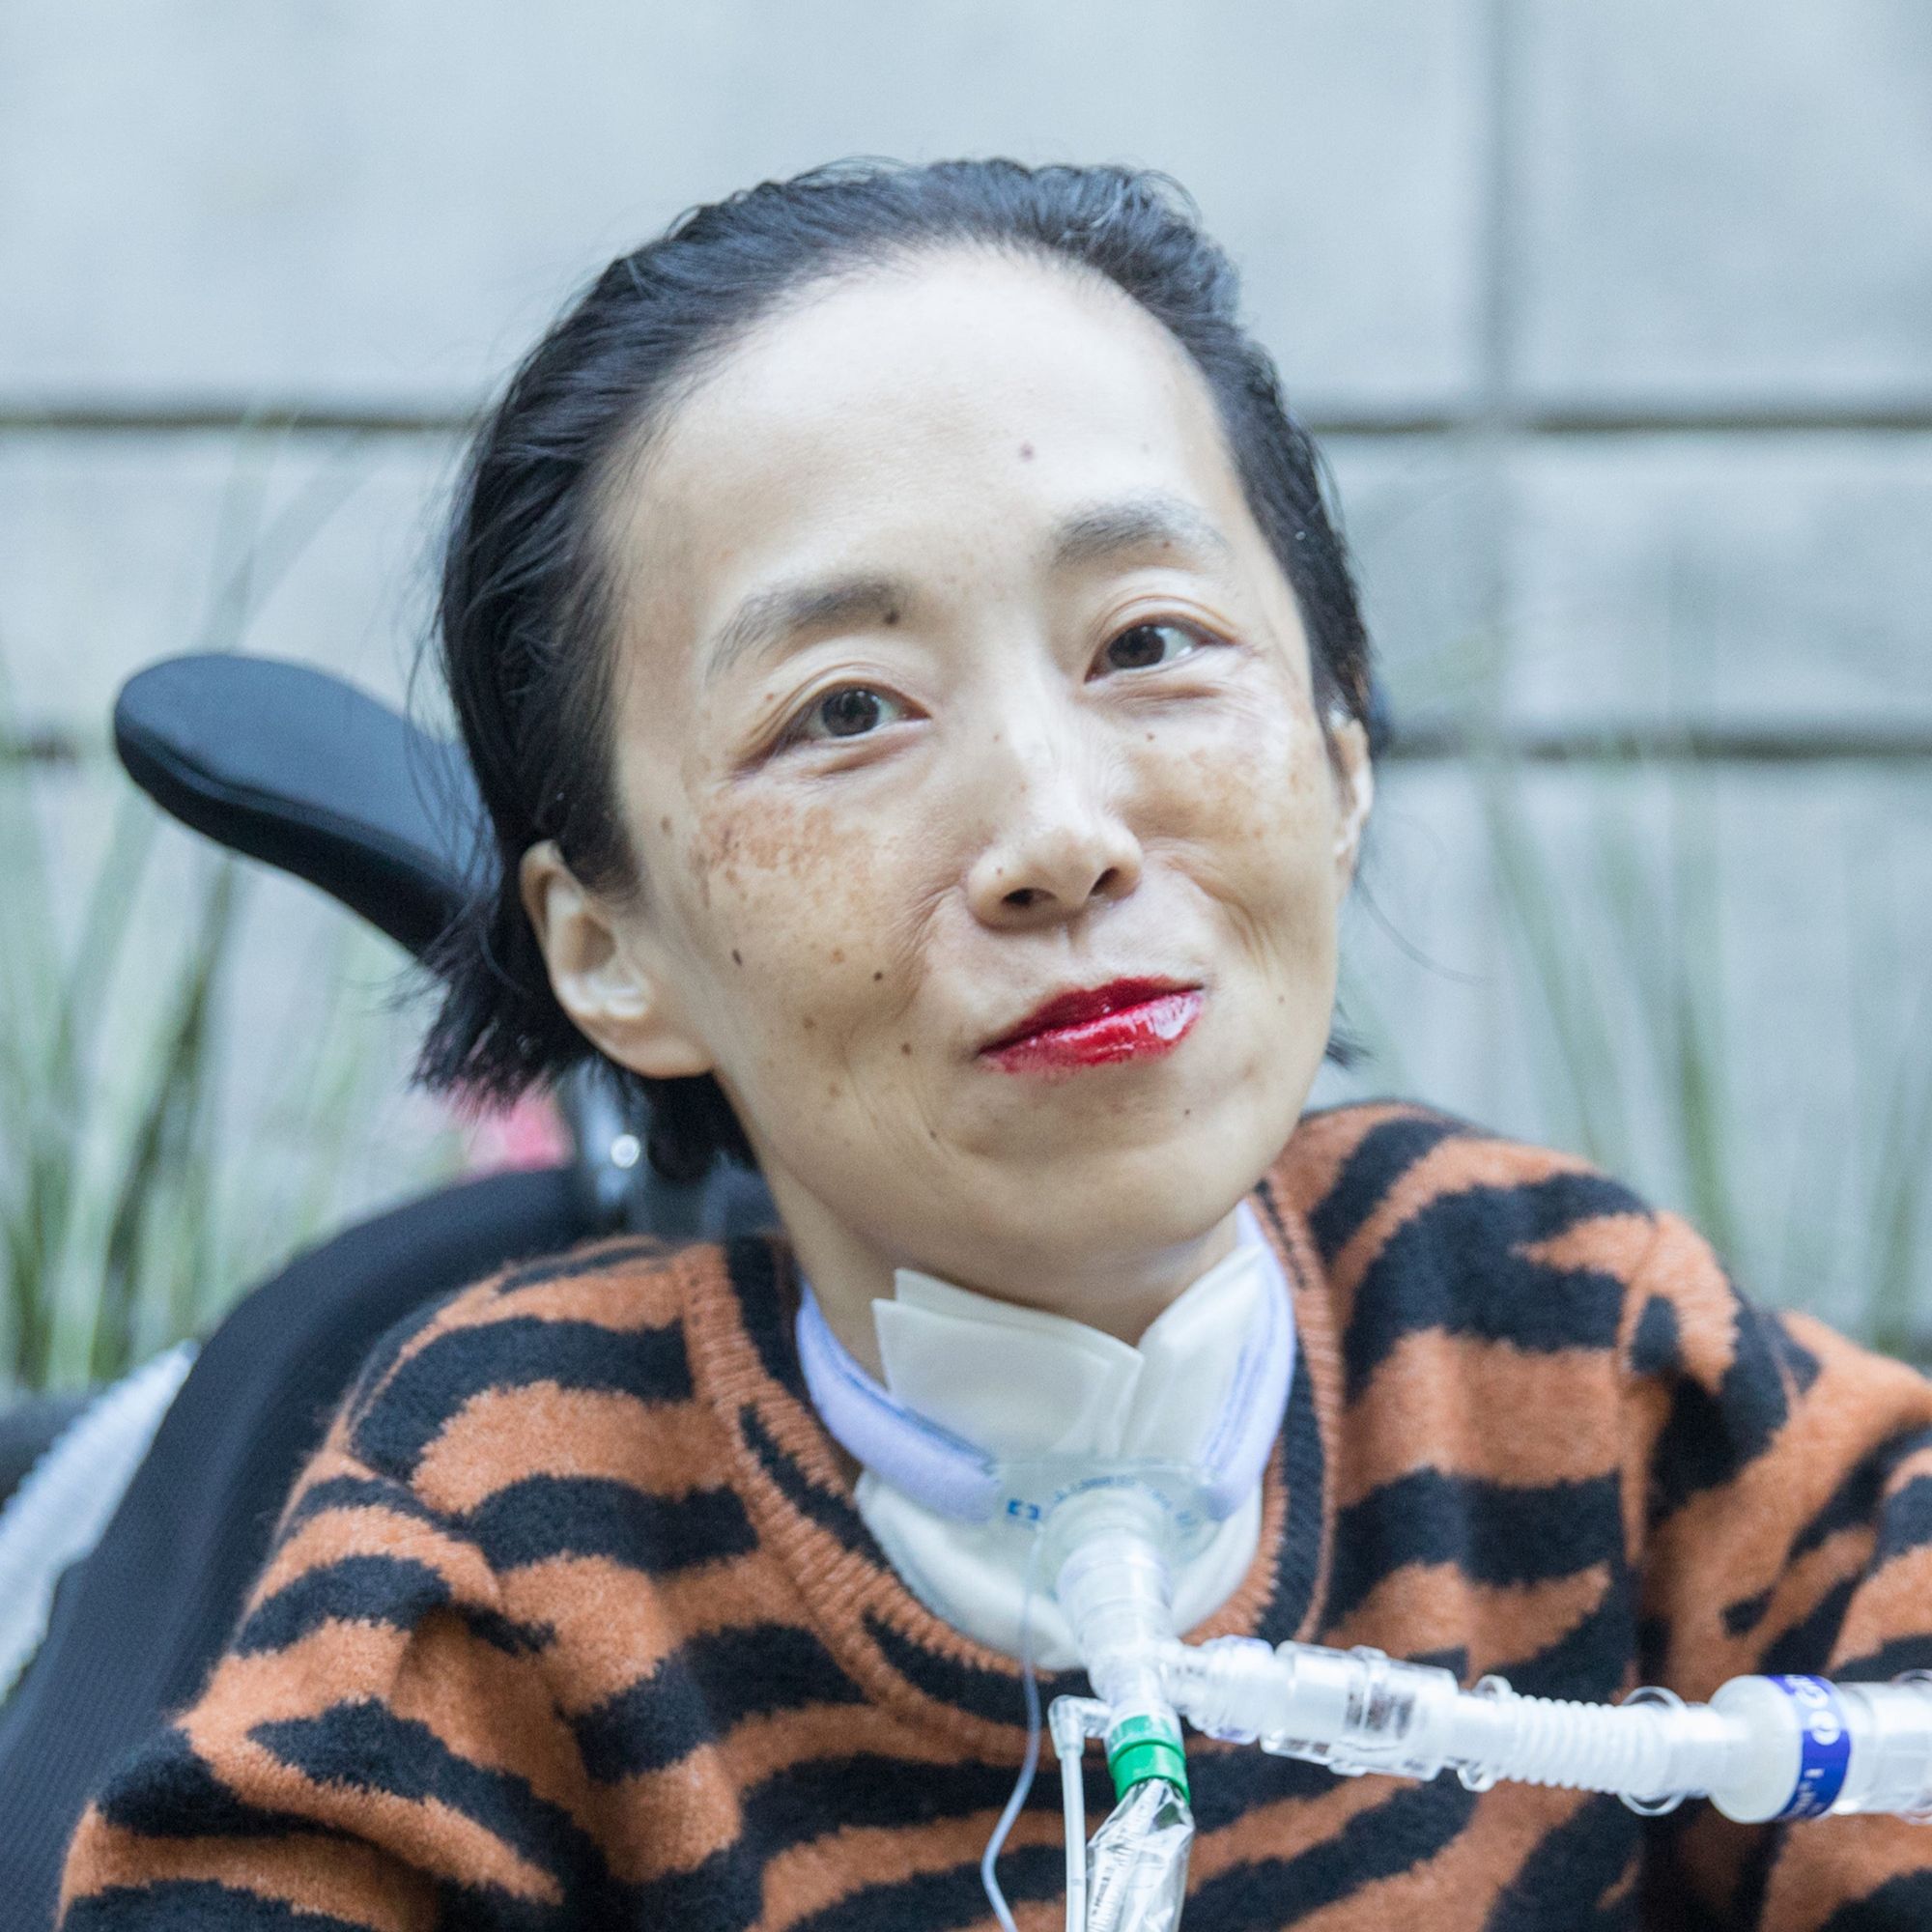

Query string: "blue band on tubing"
[[1770, 1675, 1852, 1820]]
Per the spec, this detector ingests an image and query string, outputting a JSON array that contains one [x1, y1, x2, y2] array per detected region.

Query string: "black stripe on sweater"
[[1627, 1293, 1682, 1377], [277, 1471, 444, 1539], [336, 1292, 462, 1442], [1342, 1172, 1640, 1400], [724, 1234, 805, 1395], [350, 1316, 692, 1478], [491, 1237, 672, 1296], [742, 1750, 1029, 1841], [1819, 1870, 1932, 1929], [1186, 1774, 1478, 1928], [1321, 1469, 1624, 1630], [1483, 1793, 1638, 1932], [1487, 1580, 1634, 1703], [247, 1699, 616, 1911], [570, 1622, 865, 1780], [1759, 1575, 1861, 1679], [426, 1879, 565, 1932], [64, 1882, 377, 1931], [1725, 1423, 1932, 1640], [739, 1404, 877, 1556], [617, 1847, 763, 1932], [93, 1727, 328, 1841], [1792, 1427, 1932, 1564], [1874, 1473, 1932, 1571], [1251, 1323, 1326, 1648], [860, 1608, 1083, 1725], [623, 1748, 1071, 1929], [462, 1472, 756, 1577], [1646, 1292, 1812, 1524], [235, 1553, 450, 1656], [233, 1552, 550, 1659], [1183, 1742, 1340, 1831], [790, 1845, 1065, 1932], [1304, 1108, 1471, 1265], [1834, 1633, 1932, 1682]]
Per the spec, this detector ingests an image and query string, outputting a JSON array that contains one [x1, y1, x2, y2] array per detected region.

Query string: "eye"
[[783, 684, 910, 748], [1095, 620, 1210, 676]]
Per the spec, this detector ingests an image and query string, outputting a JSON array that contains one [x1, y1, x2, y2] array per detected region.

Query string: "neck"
[[760, 1167, 1244, 1378]]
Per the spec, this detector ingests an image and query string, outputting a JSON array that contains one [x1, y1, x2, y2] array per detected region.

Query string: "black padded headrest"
[[112, 655, 482, 960]]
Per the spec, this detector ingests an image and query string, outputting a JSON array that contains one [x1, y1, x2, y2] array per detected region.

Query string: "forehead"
[[600, 249, 1268, 668]]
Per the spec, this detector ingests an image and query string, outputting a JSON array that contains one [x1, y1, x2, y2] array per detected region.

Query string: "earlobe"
[[518, 841, 715, 1080]]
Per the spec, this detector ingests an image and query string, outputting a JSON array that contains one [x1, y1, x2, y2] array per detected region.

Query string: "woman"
[[58, 160, 1932, 1929]]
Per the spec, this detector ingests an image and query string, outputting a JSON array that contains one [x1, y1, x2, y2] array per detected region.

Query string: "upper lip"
[[980, 977, 1199, 1053]]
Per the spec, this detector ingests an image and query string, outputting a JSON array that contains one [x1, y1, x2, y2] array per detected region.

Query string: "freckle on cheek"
[[899, 1041, 911, 1056], [697, 796, 840, 878], [872, 970, 883, 982], [731, 949, 743, 966], [831, 948, 844, 964]]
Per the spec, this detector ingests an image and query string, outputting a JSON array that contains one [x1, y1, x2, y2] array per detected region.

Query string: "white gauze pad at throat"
[[808, 1200, 1293, 1667]]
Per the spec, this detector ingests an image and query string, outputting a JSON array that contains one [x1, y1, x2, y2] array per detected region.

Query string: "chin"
[[979, 1110, 1272, 1248]]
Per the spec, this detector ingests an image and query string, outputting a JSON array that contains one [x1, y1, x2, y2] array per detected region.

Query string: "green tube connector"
[[1106, 1712, 1189, 1800]]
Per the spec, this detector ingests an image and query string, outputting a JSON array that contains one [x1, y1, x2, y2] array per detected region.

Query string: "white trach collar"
[[793, 1200, 1296, 1661]]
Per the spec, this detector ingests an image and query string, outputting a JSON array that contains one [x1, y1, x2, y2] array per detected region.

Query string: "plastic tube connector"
[[1705, 1673, 1932, 1823], [1048, 1483, 1191, 1799], [1156, 1638, 1932, 1825]]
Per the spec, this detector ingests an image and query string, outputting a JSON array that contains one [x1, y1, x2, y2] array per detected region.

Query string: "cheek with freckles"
[[677, 788, 926, 1109], [1149, 676, 1337, 903]]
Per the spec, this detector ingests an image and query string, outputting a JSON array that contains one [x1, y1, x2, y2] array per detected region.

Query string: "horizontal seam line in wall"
[[13, 404, 1932, 437]]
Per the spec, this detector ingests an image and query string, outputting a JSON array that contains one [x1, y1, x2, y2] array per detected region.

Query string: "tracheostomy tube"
[[1038, 1472, 1205, 1932]]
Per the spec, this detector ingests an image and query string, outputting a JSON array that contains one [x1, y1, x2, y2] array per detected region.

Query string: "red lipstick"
[[981, 978, 1204, 1073]]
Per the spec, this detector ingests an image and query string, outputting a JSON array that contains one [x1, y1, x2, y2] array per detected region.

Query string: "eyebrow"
[[700, 493, 1233, 689], [703, 576, 907, 690], [1048, 493, 1234, 572]]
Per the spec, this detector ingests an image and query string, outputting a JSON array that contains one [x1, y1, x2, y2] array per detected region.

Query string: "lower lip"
[[981, 989, 1205, 1073]]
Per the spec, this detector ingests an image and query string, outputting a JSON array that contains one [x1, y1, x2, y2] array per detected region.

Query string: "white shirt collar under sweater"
[[826, 1200, 1293, 1668]]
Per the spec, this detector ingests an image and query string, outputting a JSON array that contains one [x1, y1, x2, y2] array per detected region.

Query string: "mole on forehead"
[[699, 491, 1234, 690]]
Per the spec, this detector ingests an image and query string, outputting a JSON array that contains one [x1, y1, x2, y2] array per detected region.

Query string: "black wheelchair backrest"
[[113, 653, 480, 960]]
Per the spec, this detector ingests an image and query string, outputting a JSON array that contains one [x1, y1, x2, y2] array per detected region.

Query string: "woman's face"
[[531, 249, 1370, 1314]]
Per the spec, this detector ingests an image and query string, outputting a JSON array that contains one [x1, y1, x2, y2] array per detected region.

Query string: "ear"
[[1326, 713, 1375, 896], [518, 840, 715, 1080]]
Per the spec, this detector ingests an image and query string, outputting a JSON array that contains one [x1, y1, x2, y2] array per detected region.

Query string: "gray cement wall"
[[4, 1, 1929, 1337]]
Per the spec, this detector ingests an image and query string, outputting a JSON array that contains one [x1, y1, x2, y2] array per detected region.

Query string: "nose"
[[963, 725, 1144, 931]]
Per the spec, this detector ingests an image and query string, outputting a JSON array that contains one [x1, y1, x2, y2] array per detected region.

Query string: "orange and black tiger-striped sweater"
[[56, 1102, 1932, 1928]]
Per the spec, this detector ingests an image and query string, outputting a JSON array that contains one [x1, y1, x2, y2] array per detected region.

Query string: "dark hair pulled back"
[[419, 156, 1376, 1182]]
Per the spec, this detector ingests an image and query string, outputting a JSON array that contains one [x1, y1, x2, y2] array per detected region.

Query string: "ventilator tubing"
[[1044, 1483, 1932, 1932], [1156, 1641, 1932, 1825]]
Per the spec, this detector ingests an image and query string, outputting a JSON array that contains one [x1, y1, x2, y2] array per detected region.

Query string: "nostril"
[[1004, 887, 1039, 909]]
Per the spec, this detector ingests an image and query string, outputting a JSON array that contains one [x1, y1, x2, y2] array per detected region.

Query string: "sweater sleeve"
[[1624, 1208, 1932, 1930], [56, 1421, 595, 1931]]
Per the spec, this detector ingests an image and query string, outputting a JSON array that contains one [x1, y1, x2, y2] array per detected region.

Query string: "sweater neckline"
[[679, 1163, 1340, 1758]]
